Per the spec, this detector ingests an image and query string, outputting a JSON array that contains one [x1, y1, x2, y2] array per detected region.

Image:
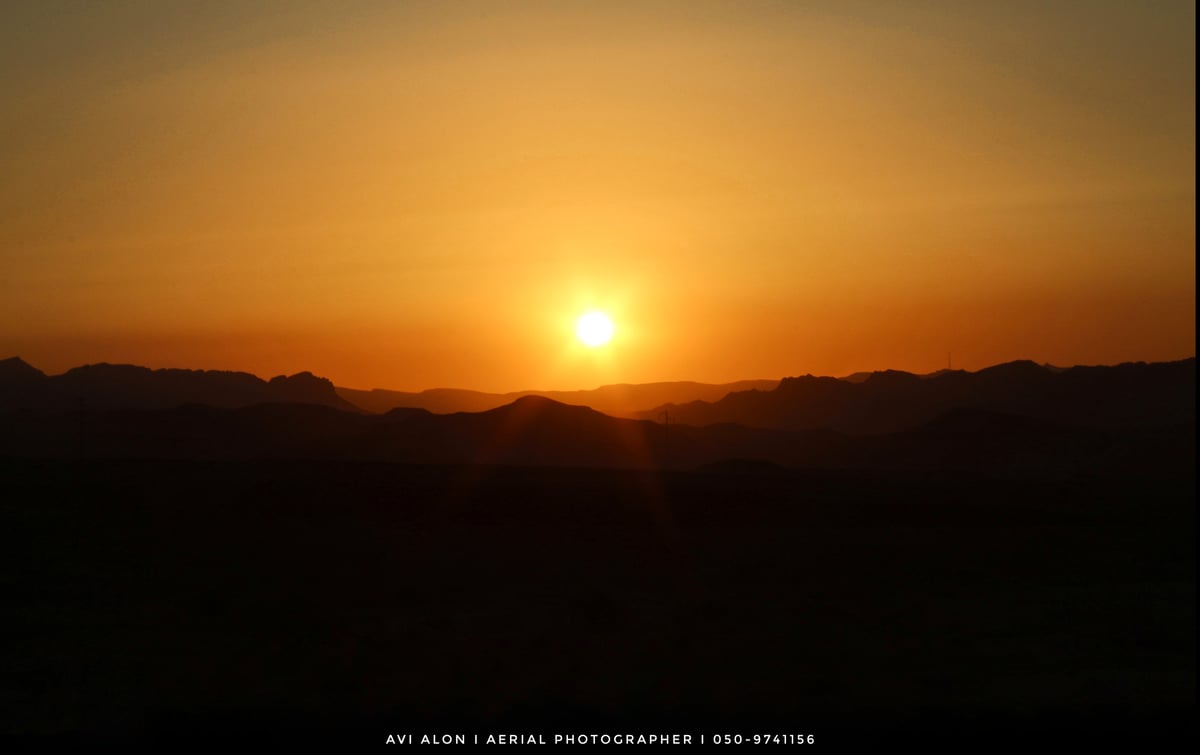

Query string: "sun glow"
[[576, 311, 614, 347]]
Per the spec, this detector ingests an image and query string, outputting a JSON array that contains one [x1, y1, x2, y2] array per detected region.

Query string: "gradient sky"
[[1, 0, 1194, 391]]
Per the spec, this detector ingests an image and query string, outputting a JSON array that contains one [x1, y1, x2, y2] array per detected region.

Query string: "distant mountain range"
[[0, 358, 359, 413], [640, 359, 1196, 433], [0, 393, 1191, 478], [0, 357, 776, 417], [0, 356, 1193, 475], [336, 380, 780, 417]]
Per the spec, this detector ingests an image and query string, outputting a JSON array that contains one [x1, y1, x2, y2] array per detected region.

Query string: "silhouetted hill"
[[642, 358, 1195, 434], [0, 357, 48, 406], [840, 367, 956, 383], [343, 396, 670, 467], [336, 379, 779, 417], [0, 356, 45, 383], [0, 359, 360, 413]]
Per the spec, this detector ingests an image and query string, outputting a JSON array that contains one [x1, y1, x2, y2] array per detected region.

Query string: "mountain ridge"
[[0, 359, 360, 413], [641, 358, 1196, 434], [335, 379, 781, 417], [0, 391, 1191, 478], [2, 357, 1193, 437]]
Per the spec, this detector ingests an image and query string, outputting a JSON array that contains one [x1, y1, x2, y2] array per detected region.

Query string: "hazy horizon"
[[5, 351, 1195, 396]]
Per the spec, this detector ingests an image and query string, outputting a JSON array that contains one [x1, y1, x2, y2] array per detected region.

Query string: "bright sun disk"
[[576, 311, 614, 347]]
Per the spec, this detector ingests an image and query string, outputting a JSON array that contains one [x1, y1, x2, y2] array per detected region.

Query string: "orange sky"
[[1, 1, 1194, 391]]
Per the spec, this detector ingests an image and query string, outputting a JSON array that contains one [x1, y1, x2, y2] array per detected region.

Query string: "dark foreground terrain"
[[4, 460, 1194, 748]]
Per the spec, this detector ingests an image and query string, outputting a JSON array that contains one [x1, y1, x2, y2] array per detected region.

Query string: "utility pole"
[[661, 409, 669, 469], [78, 397, 86, 461]]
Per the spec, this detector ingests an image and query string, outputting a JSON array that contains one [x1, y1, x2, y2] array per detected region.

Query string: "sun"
[[576, 311, 614, 347]]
